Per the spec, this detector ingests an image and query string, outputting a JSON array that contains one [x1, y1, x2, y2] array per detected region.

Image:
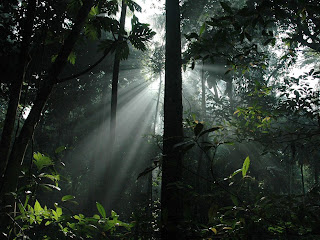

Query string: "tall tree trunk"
[[0, 0, 95, 206], [109, 0, 127, 155], [0, 0, 37, 179], [153, 73, 162, 135], [161, 0, 184, 239]]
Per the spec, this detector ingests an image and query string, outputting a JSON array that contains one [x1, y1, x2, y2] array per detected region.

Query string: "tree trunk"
[[0, 0, 95, 206], [161, 0, 184, 239], [153, 73, 162, 135], [0, 0, 37, 179], [109, 0, 127, 155]]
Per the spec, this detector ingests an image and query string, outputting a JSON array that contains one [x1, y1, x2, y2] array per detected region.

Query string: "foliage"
[[1, 151, 134, 240]]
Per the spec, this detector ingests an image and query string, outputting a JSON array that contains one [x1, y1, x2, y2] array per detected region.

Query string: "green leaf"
[[231, 168, 242, 177], [51, 54, 58, 63], [62, 195, 75, 202], [67, 52, 76, 65], [41, 184, 61, 191], [231, 195, 239, 205], [199, 22, 206, 36], [34, 200, 42, 214], [96, 202, 106, 218], [242, 156, 250, 177], [56, 207, 62, 218], [55, 146, 66, 154], [89, 5, 99, 17], [33, 152, 54, 171]]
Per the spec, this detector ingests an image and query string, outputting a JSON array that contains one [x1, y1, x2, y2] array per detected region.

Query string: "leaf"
[[117, 41, 130, 60], [33, 152, 54, 171], [198, 127, 221, 138], [126, 0, 142, 12], [210, 227, 217, 234], [242, 156, 250, 177], [89, 5, 99, 17], [51, 54, 58, 63], [34, 200, 42, 214], [223, 227, 233, 230], [96, 202, 106, 218], [220, 2, 233, 14], [129, 23, 155, 51], [56, 207, 62, 218], [231, 195, 239, 205], [194, 123, 204, 136], [55, 146, 66, 154], [61, 195, 75, 202], [67, 52, 76, 65], [41, 184, 61, 191], [231, 168, 242, 177], [199, 22, 206, 36]]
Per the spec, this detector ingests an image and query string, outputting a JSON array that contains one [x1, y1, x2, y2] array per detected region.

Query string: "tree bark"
[[0, 0, 95, 205], [109, 0, 127, 155], [161, 0, 184, 239], [0, 0, 37, 179]]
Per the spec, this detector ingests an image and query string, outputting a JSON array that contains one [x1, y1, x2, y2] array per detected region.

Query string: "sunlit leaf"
[[231, 168, 242, 177], [34, 200, 42, 214], [210, 227, 217, 234], [242, 156, 250, 177], [33, 152, 54, 171], [223, 226, 233, 230], [62, 195, 75, 202], [96, 202, 106, 218]]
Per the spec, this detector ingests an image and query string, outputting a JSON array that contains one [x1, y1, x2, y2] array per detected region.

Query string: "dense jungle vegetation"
[[1, 0, 320, 239]]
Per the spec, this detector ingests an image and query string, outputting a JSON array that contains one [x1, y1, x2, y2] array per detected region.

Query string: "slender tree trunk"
[[0, 0, 37, 179], [0, 0, 95, 206], [161, 0, 184, 239], [153, 73, 162, 135], [109, 0, 127, 155]]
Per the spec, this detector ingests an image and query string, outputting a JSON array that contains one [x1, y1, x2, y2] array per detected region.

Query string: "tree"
[[0, 0, 96, 209], [0, 0, 37, 181], [109, 0, 127, 155], [161, 0, 184, 238]]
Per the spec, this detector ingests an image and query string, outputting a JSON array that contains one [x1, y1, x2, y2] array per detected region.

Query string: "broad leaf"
[[96, 202, 106, 218], [33, 152, 54, 171]]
